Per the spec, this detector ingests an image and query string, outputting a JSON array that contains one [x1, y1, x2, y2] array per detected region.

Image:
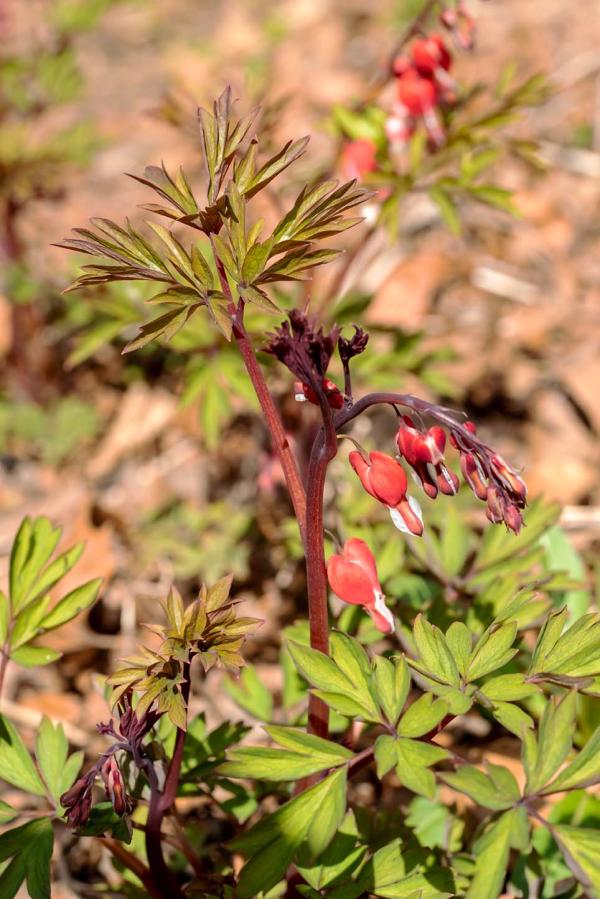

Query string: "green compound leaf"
[[466, 809, 522, 899], [551, 823, 600, 898], [232, 768, 347, 898], [0, 817, 53, 899]]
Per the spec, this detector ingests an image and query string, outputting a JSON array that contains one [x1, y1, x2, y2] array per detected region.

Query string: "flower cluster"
[[350, 416, 527, 537], [387, 33, 456, 148], [266, 311, 526, 634], [330, 416, 526, 633], [61, 697, 158, 829], [61, 755, 130, 829], [327, 538, 393, 633]]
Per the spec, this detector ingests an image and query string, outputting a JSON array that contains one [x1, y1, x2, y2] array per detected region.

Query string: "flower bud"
[[504, 503, 523, 535], [450, 420, 477, 449], [61, 775, 94, 829], [101, 756, 128, 817], [440, 1, 476, 50], [349, 450, 407, 506], [460, 452, 488, 501], [490, 454, 527, 504]]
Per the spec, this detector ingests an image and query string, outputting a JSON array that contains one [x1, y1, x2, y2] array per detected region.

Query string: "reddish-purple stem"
[[144, 663, 191, 899], [212, 252, 308, 542]]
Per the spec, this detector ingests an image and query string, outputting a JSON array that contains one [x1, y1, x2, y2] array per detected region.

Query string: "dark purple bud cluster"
[[61, 695, 158, 829]]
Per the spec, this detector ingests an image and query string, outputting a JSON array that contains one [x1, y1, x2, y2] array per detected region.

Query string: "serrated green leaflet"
[[441, 765, 518, 811], [232, 768, 347, 898], [0, 715, 46, 795], [551, 824, 600, 897]]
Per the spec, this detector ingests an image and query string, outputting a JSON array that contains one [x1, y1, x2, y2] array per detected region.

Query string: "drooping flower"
[[349, 449, 423, 536], [395, 68, 445, 146], [327, 537, 394, 633], [61, 773, 95, 828], [340, 139, 377, 182], [411, 34, 452, 76], [396, 416, 459, 498]]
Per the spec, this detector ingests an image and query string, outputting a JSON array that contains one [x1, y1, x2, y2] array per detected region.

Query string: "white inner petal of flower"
[[389, 505, 410, 533], [440, 465, 458, 494], [408, 494, 423, 522], [410, 470, 424, 489], [372, 590, 394, 630], [426, 462, 437, 482]]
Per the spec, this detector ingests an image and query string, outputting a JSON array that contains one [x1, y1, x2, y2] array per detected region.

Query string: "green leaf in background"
[[287, 636, 380, 722], [0, 800, 18, 825], [0, 715, 46, 795], [223, 665, 274, 721], [9, 594, 51, 649], [42, 578, 101, 631], [473, 499, 560, 571], [396, 694, 448, 739], [466, 622, 518, 681], [296, 811, 366, 892], [372, 654, 409, 727], [405, 796, 464, 852], [411, 615, 460, 687], [429, 184, 461, 235], [445, 621, 472, 677], [439, 506, 470, 576], [529, 609, 600, 680], [2, 516, 100, 672], [539, 525, 589, 619], [9, 645, 62, 667], [9, 517, 61, 613], [478, 673, 539, 702], [376, 735, 448, 799], [0, 817, 53, 899], [76, 801, 132, 844]]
